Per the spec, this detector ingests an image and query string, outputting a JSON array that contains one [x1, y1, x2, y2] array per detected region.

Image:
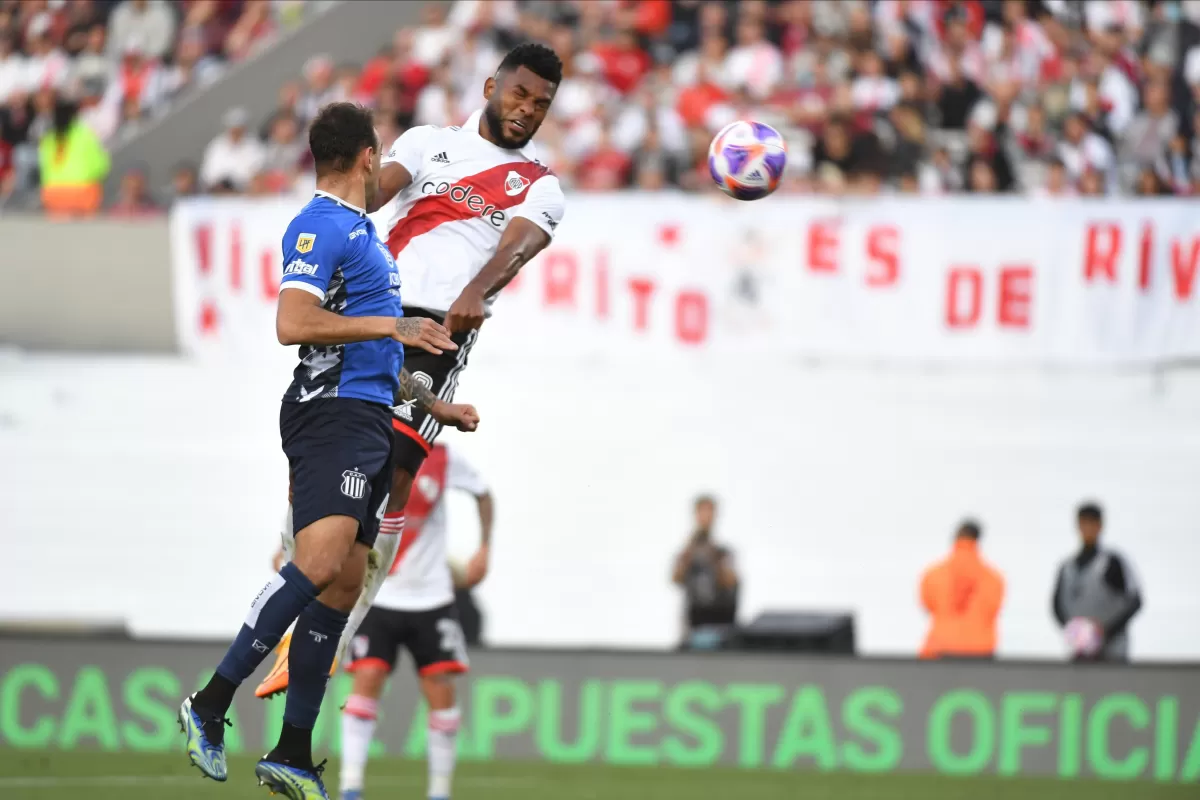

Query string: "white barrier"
[[171, 195, 1200, 365], [2, 353, 1199, 660]]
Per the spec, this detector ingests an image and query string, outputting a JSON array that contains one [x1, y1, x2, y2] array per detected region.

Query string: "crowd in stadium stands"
[[0, 0, 307, 211], [6, 0, 1200, 212]]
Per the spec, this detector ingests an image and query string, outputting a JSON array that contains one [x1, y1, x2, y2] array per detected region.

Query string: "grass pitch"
[[0, 752, 1195, 800]]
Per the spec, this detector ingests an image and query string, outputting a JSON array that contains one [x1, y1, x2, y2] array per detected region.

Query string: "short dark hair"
[[1078, 503, 1103, 523], [694, 494, 716, 509], [957, 520, 982, 540], [308, 102, 377, 175], [497, 42, 563, 84]]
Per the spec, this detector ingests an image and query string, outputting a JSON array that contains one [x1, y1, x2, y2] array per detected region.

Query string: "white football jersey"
[[372, 445, 490, 612], [371, 109, 566, 315]]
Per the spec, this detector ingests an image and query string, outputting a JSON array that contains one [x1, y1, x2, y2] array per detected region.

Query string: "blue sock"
[[195, 563, 318, 716], [282, 600, 349, 733]]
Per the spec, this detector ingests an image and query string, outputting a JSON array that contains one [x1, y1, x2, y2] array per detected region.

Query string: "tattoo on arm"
[[394, 317, 424, 338], [397, 368, 438, 411]]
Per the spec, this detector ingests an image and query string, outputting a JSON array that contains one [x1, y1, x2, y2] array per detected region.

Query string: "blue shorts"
[[280, 398, 394, 548]]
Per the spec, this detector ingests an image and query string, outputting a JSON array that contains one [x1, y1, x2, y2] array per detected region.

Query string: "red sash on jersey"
[[388, 444, 449, 574]]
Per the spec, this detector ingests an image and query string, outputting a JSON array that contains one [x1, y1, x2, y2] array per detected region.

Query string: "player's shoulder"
[[388, 122, 462, 154], [285, 197, 365, 252]]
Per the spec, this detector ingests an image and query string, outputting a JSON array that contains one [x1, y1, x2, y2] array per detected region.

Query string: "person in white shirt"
[[21, 13, 70, 95], [338, 442, 492, 800], [199, 107, 264, 191], [254, 45, 565, 724], [1058, 111, 1115, 189], [0, 32, 24, 104]]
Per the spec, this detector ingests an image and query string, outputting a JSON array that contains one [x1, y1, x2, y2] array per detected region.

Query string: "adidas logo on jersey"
[[431, 152, 450, 164]]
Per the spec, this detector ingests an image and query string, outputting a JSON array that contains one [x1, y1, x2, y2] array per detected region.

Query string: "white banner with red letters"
[[170, 195, 1200, 366]]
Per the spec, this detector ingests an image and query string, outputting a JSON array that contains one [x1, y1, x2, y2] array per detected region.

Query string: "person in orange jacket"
[[920, 520, 1006, 659]]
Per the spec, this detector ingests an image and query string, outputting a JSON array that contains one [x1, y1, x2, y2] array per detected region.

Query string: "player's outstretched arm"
[[396, 368, 480, 432], [445, 217, 551, 332], [277, 287, 396, 345], [277, 289, 456, 352]]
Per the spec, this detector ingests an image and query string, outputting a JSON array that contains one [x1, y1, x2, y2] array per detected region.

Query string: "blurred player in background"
[[178, 102, 473, 800], [339, 441, 492, 800], [258, 41, 564, 699]]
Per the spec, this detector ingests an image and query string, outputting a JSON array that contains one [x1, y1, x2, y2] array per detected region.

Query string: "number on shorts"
[[375, 493, 389, 525], [436, 618, 469, 665]]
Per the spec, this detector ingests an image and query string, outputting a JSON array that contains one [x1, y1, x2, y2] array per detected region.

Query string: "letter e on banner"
[[808, 220, 840, 273], [946, 267, 983, 329], [998, 266, 1033, 329]]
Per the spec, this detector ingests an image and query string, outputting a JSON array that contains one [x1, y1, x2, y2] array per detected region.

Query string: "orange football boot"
[[253, 632, 340, 699]]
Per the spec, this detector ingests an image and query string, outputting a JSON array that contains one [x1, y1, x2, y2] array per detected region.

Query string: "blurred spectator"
[[71, 25, 111, 100], [24, 12, 71, 94], [38, 97, 108, 216], [593, 26, 652, 95], [298, 54, 339, 122], [162, 28, 224, 101], [0, 32, 21, 104], [199, 106, 263, 191], [260, 113, 305, 190], [672, 495, 739, 649], [107, 0, 175, 62], [919, 520, 1005, 660], [109, 166, 161, 215], [1058, 112, 1115, 190], [61, 1, 102, 58], [1121, 79, 1178, 178], [112, 37, 169, 117], [1052, 502, 1143, 663], [574, 123, 631, 190], [166, 160, 198, 203], [1033, 156, 1075, 198], [224, 0, 274, 62]]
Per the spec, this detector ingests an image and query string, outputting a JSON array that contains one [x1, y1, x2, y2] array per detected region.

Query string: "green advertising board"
[[1, 637, 1197, 783]]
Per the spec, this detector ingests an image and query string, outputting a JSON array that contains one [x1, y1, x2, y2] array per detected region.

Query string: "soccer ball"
[[1064, 617, 1103, 656], [707, 120, 788, 201]]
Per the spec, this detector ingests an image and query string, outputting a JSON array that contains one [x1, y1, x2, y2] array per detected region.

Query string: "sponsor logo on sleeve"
[[296, 232, 316, 253], [283, 258, 319, 276], [541, 211, 559, 230]]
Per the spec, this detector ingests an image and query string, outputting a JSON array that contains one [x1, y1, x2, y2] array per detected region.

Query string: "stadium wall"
[[0, 216, 175, 352], [2, 354, 1199, 661], [1, 635, 1198, 782]]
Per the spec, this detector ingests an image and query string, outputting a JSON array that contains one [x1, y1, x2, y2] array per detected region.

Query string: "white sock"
[[335, 516, 403, 665], [340, 694, 379, 793], [428, 706, 460, 799]]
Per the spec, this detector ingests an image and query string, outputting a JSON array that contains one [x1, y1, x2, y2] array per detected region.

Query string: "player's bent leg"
[[257, 540, 367, 800], [181, 514, 354, 781], [421, 675, 461, 800], [257, 502, 301, 700], [257, 510, 364, 700], [339, 665, 391, 800]]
